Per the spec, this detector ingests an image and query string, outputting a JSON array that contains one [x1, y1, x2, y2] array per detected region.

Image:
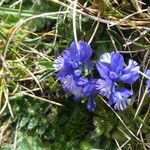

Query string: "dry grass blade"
[[13, 120, 20, 150], [0, 70, 4, 108], [115, 139, 122, 150], [17, 62, 43, 92], [123, 29, 150, 47], [10, 0, 22, 8], [4, 88, 14, 118], [20, 43, 51, 61], [88, 14, 100, 44], [100, 94, 150, 149], [134, 88, 149, 134], [51, 0, 150, 29], [0, 0, 5, 6], [73, 0, 78, 46], [0, 119, 11, 146], [0, 100, 7, 115], [137, 104, 150, 136], [110, 9, 149, 27], [139, 70, 150, 80]]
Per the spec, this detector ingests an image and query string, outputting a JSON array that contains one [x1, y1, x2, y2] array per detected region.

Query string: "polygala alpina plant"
[[53, 41, 146, 112]]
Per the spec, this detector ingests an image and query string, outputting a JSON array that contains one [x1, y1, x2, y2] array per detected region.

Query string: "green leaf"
[[9, 93, 25, 101], [20, 117, 30, 128], [18, 137, 32, 150], [36, 61, 54, 69], [1, 146, 12, 150], [27, 117, 39, 130], [16, 132, 52, 150]]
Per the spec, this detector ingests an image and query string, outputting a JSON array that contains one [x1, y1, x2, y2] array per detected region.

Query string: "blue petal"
[[115, 88, 133, 101], [84, 60, 94, 72], [108, 86, 116, 105], [146, 69, 150, 77], [53, 56, 64, 71], [114, 100, 128, 110], [69, 41, 80, 62], [60, 75, 83, 99], [56, 71, 68, 79], [70, 41, 92, 62], [123, 59, 139, 73], [110, 52, 124, 74], [77, 77, 89, 86], [146, 69, 150, 88], [74, 69, 82, 77], [62, 50, 70, 58], [87, 95, 96, 112], [96, 79, 113, 97], [56, 59, 74, 78], [99, 52, 111, 64], [53, 50, 71, 71], [119, 59, 139, 84], [63, 59, 74, 72], [108, 94, 115, 105], [96, 62, 109, 80], [109, 88, 133, 110], [108, 71, 118, 81], [82, 79, 97, 96], [146, 80, 150, 89], [79, 41, 92, 61], [119, 72, 139, 84]]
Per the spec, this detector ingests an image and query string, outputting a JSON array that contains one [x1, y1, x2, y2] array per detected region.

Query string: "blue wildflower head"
[[53, 41, 94, 105], [95, 51, 139, 110], [53, 41, 93, 79], [96, 52, 139, 84]]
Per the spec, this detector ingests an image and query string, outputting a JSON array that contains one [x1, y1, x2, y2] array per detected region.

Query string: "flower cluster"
[[53, 41, 96, 111], [53, 41, 149, 112], [96, 52, 139, 110]]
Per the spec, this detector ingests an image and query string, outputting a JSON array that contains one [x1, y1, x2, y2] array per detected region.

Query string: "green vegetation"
[[0, 0, 150, 149]]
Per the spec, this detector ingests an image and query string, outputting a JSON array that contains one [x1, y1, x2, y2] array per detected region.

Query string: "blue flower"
[[54, 46, 139, 111], [53, 41, 93, 103], [53, 41, 93, 79], [108, 88, 133, 110], [96, 52, 139, 110], [96, 52, 139, 84]]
